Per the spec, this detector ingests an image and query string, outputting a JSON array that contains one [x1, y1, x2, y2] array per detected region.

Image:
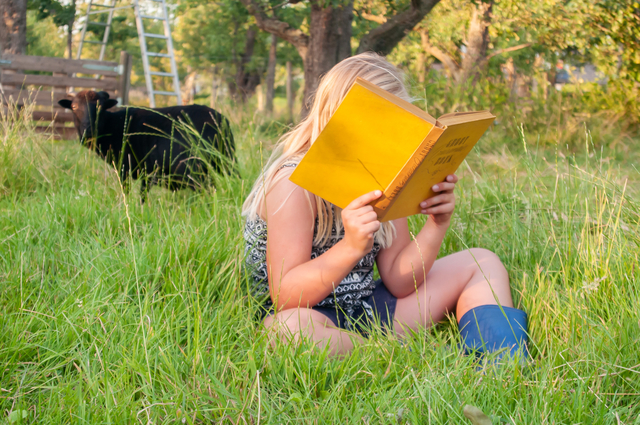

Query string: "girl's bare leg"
[[263, 249, 512, 351], [264, 308, 363, 355], [393, 248, 513, 337]]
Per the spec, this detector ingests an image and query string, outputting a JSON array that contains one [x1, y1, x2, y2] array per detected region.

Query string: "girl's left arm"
[[376, 175, 458, 298]]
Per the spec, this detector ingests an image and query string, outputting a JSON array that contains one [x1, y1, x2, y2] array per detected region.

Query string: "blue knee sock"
[[458, 305, 529, 361]]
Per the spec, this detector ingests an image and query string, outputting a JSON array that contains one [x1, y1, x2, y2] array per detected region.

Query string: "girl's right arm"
[[264, 169, 381, 311]]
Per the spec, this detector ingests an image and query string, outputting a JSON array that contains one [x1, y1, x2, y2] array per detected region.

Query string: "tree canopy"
[[4, 0, 638, 111]]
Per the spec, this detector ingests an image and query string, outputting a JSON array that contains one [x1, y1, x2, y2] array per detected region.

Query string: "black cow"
[[59, 90, 236, 201]]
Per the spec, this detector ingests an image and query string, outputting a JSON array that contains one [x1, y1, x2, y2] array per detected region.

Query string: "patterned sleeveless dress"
[[243, 165, 382, 326]]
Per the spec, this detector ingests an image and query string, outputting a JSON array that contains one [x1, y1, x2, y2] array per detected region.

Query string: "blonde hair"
[[242, 52, 412, 248]]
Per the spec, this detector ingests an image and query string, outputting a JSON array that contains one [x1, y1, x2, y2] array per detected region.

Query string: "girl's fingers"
[[345, 210, 377, 223], [431, 182, 456, 193], [446, 174, 459, 183], [422, 204, 455, 215], [420, 193, 454, 208], [361, 221, 381, 234], [353, 205, 375, 217], [359, 211, 378, 223], [346, 190, 382, 210]]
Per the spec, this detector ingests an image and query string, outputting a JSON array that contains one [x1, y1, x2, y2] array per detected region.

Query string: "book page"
[[380, 114, 495, 221], [355, 78, 437, 125], [437, 110, 495, 126]]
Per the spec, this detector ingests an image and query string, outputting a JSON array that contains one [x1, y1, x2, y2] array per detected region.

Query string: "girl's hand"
[[419, 174, 458, 227], [342, 190, 382, 257]]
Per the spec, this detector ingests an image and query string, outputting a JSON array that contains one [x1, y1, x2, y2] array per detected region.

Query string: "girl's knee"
[[467, 248, 506, 267], [467, 247, 497, 260], [465, 248, 509, 284], [264, 308, 315, 334]]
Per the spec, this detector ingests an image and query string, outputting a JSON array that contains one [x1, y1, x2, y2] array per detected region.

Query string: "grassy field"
[[1, 104, 639, 424]]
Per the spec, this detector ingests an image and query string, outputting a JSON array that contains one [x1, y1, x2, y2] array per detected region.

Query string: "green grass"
[[1, 105, 639, 424]]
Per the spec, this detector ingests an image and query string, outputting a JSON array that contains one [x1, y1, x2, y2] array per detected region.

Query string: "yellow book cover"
[[289, 77, 495, 222]]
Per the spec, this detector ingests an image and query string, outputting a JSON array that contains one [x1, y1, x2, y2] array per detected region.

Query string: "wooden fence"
[[0, 51, 132, 139]]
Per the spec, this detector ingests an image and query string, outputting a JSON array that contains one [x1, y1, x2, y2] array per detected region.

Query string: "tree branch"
[[359, 11, 387, 24], [420, 29, 460, 77], [485, 43, 531, 61], [240, 0, 309, 58], [356, 0, 441, 55]]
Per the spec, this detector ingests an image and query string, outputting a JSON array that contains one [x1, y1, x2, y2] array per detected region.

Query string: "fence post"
[[1, 54, 18, 96], [118, 51, 132, 105]]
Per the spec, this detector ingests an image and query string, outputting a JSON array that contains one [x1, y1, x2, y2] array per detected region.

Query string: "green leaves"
[[27, 0, 75, 27]]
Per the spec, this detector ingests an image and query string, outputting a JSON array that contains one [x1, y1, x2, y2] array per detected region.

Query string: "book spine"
[[372, 126, 445, 219]]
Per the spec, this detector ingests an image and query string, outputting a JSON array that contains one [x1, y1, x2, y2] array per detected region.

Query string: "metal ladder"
[[76, 0, 182, 107], [76, 0, 118, 61], [133, 0, 182, 107]]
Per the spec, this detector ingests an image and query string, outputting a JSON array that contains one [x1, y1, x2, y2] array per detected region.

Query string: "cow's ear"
[[97, 91, 110, 99], [58, 99, 72, 109], [102, 99, 118, 110]]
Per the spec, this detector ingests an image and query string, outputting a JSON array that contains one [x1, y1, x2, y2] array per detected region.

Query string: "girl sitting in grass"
[[242, 52, 528, 359]]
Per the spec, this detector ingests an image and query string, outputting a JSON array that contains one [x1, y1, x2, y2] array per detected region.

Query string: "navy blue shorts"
[[315, 280, 397, 335], [261, 280, 398, 336]]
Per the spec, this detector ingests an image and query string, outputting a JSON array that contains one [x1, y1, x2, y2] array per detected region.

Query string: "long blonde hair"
[[242, 52, 412, 248]]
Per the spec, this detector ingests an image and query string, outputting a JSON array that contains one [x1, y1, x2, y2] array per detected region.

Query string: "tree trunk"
[[210, 66, 219, 109], [501, 57, 516, 97], [67, 26, 72, 59], [256, 84, 264, 110], [182, 69, 197, 105], [66, 0, 76, 60], [286, 60, 293, 122], [66, 21, 74, 59], [0, 0, 27, 55], [241, 0, 441, 117], [265, 34, 277, 113], [232, 25, 261, 103], [300, 1, 353, 116], [417, 51, 426, 83], [459, 0, 493, 83]]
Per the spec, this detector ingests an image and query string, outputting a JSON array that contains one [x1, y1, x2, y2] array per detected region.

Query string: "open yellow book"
[[289, 77, 496, 222]]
